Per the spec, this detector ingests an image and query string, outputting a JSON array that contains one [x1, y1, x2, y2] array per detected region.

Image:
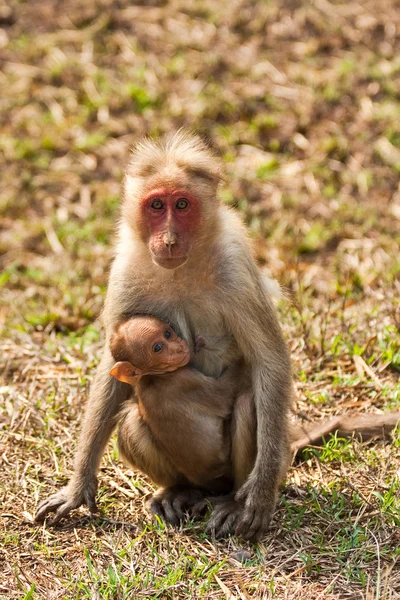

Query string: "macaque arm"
[[290, 412, 400, 455], [36, 346, 132, 523], [72, 346, 132, 480], [221, 259, 292, 540], [35, 250, 152, 524], [230, 391, 256, 489]]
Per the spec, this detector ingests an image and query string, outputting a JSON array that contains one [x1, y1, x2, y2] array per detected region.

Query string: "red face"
[[140, 187, 201, 269]]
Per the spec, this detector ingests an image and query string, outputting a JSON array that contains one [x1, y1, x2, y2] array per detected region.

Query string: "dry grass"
[[1, 0, 400, 598]]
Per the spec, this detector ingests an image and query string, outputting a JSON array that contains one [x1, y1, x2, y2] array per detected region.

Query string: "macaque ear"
[[110, 361, 142, 386]]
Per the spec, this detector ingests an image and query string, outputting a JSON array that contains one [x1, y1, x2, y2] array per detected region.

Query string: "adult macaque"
[[36, 130, 291, 540], [109, 315, 249, 495], [35, 131, 399, 540]]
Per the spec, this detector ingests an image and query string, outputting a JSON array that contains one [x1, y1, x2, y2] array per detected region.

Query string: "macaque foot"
[[149, 486, 206, 526], [35, 479, 98, 525], [205, 494, 243, 538]]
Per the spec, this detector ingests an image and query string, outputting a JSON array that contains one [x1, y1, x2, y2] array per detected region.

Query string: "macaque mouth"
[[152, 254, 188, 269], [150, 351, 191, 374], [174, 347, 191, 365], [179, 350, 191, 364]]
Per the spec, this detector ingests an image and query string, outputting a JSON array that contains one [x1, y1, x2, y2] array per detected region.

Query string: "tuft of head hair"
[[127, 128, 222, 184]]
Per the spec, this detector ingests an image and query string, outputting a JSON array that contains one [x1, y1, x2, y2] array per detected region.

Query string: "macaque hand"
[[35, 477, 98, 525], [234, 473, 276, 541]]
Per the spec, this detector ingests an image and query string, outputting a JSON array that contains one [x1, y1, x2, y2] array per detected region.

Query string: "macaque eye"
[[151, 199, 164, 210], [164, 329, 171, 339], [153, 342, 164, 353], [175, 198, 189, 210]]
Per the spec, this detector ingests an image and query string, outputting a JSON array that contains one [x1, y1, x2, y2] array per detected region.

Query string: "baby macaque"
[[109, 315, 244, 493]]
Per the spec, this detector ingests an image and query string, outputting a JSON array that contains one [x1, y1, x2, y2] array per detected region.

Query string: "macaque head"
[[123, 130, 222, 269], [109, 316, 191, 386]]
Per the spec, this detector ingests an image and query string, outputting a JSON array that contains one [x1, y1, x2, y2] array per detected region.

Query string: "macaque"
[[109, 315, 248, 494], [36, 129, 288, 540], [35, 130, 400, 541]]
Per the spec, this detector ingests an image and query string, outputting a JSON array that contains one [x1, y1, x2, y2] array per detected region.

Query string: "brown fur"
[[109, 315, 243, 492]]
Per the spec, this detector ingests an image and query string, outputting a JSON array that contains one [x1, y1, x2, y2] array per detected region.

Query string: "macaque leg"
[[231, 391, 257, 490], [117, 403, 180, 488], [117, 403, 206, 525], [35, 348, 132, 525], [205, 390, 291, 539], [205, 391, 257, 538]]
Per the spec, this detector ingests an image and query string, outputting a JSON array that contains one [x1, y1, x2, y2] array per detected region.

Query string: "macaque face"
[[139, 187, 201, 269], [113, 317, 191, 375]]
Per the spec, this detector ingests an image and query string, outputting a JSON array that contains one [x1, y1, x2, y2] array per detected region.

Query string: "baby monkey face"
[[116, 316, 191, 374], [141, 319, 190, 373]]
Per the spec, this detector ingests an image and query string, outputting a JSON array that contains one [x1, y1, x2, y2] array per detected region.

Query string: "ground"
[[1, 0, 400, 598]]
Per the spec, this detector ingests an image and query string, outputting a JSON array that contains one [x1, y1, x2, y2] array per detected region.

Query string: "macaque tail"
[[290, 412, 400, 456]]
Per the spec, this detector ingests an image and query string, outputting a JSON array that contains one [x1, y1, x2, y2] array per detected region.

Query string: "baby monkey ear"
[[110, 361, 142, 386]]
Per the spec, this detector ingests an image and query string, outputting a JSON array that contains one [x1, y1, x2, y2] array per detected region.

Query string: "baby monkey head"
[[109, 315, 190, 386]]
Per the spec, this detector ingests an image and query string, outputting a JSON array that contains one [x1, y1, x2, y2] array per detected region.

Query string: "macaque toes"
[[109, 315, 253, 499], [35, 130, 400, 540]]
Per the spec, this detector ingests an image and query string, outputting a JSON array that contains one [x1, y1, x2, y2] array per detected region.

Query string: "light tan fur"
[[35, 131, 292, 539], [35, 131, 400, 538]]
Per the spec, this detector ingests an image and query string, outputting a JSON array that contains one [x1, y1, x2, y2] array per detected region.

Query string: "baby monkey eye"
[[176, 198, 189, 210], [164, 329, 172, 339], [151, 199, 164, 210], [153, 343, 164, 353]]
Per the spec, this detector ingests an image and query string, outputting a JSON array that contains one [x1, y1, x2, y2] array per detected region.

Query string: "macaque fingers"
[[235, 505, 267, 541], [35, 493, 86, 525], [161, 497, 183, 524], [213, 512, 239, 539], [150, 486, 207, 526], [35, 491, 69, 522], [234, 473, 277, 540], [190, 498, 211, 519], [35, 481, 98, 524], [149, 496, 179, 525], [205, 495, 242, 538], [49, 501, 80, 526]]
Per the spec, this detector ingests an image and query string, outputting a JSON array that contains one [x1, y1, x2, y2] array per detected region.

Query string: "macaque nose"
[[163, 231, 177, 248]]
